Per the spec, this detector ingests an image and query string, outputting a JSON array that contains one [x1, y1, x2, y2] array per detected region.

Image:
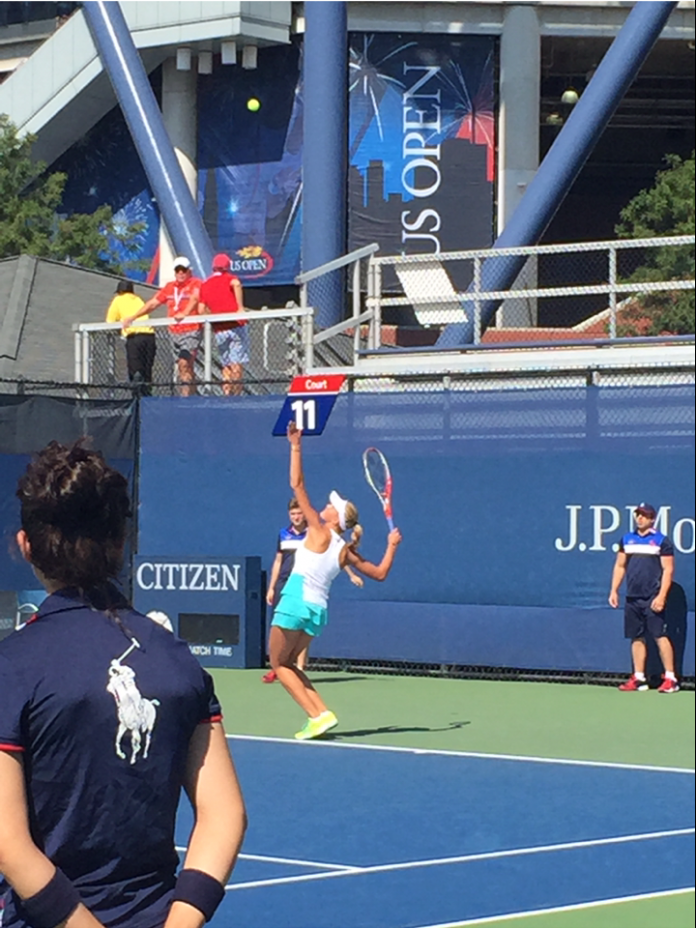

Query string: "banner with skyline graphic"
[[348, 33, 496, 288]]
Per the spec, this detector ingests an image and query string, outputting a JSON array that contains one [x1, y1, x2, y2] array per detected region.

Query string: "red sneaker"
[[657, 676, 680, 694], [261, 670, 277, 684], [618, 675, 648, 692]]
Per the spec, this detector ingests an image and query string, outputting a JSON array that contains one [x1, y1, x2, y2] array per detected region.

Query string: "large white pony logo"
[[106, 639, 160, 765]]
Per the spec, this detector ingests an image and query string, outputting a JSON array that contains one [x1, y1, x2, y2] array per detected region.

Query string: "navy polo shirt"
[[619, 528, 674, 599], [276, 524, 307, 590], [0, 588, 221, 928]]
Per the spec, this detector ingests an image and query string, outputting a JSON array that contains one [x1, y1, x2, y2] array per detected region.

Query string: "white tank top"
[[290, 530, 346, 608]]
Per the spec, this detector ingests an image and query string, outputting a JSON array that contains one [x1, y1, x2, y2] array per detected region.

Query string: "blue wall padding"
[[311, 602, 694, 675], [137, 386, 694, 673]]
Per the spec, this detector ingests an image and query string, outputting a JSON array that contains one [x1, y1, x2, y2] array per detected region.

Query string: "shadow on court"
[[327, 720, 471, 739], [309, 675, 371, 684]]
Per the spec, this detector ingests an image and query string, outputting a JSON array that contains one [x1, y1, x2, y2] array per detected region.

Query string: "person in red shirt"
[[124, 256, 203, 396], [199, 253, 249, 396]]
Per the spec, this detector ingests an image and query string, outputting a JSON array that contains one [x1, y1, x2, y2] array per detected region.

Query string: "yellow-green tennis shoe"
[[294, 711, 338, 741]]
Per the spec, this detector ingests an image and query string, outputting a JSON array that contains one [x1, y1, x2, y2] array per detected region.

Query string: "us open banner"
[[348, 33, 496, 286]]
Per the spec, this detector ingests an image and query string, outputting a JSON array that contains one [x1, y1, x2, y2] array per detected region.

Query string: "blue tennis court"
[[175, 735, 695, 928]]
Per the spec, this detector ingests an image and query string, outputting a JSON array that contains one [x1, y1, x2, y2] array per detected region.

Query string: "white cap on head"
[[329, 490, 348, 531], [172, 256, 191, 270]]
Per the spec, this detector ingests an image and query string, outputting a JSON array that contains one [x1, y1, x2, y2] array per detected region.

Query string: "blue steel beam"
[[302, 1, 348, 328], [82, 1, 213, 278], [436, 0, 678, 348]]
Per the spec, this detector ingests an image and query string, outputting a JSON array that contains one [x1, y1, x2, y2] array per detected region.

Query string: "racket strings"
[[364, 451, 389, 497]]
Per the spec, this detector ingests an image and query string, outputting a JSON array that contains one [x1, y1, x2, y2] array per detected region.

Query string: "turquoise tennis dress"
[[272, 530, 346, 636]]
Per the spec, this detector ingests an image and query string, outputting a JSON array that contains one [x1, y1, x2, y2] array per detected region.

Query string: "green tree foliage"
[[615, 152, 695, 336], [0, 114, 147, 273]]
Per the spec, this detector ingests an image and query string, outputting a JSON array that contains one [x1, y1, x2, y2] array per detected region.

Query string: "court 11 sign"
[[273, 374, 346, 436]]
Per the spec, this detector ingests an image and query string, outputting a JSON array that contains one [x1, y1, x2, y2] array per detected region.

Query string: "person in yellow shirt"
[[106, 280, 156, 394]]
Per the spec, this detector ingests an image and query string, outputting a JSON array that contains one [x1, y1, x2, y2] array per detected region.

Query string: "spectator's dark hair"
[[116, 279, 134, 294], [17, 441, 131, 591]]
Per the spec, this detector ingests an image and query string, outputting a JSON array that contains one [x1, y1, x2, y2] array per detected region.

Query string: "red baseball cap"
[[212, 253, 231, 271]]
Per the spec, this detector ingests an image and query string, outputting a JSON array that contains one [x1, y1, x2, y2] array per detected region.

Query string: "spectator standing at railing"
[[105, 280, 156, 395], [199, 253, 249, 396], [124, 257, 203, 397]]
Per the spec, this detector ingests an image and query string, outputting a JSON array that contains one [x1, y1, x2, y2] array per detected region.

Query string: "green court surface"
[[212, 669, 695, 927]]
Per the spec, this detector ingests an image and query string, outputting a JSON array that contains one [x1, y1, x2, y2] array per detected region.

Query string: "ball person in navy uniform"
[[609, 502, 679, 693], [0, 441, 246, 928]]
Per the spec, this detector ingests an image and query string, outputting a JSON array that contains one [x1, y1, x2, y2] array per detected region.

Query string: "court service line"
[[224, 826, 695, 891], [227, 733, 696, 775], [413, 885, 696, 928], [176, 846, 356, 871]]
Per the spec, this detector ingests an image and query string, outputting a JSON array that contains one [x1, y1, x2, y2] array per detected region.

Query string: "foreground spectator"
[[0, 440, 246, 927]]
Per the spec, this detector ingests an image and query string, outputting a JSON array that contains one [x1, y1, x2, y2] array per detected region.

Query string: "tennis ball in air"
[[247, 97, 261, 112]]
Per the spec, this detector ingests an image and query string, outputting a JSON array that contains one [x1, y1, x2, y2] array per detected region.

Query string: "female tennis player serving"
[[269, 422, 402, 740], [0, 441, 246, 928]]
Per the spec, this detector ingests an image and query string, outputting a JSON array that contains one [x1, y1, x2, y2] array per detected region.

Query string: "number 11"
[[290, 398, 317, 431]]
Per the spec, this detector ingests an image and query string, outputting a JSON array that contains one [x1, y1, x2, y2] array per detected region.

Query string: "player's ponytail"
[[344, 501, 362, 549], [349, 523, 363, 549]]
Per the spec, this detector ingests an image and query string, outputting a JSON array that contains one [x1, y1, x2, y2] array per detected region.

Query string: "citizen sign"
[[135, 562, 241, 592], [555, 505, 695, 554]]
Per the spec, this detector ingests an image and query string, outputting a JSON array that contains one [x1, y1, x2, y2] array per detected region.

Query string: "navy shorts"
[[624, 598, 668, 640]]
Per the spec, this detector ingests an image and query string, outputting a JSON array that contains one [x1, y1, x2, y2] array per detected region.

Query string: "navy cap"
[[634, 502, 657, 518]]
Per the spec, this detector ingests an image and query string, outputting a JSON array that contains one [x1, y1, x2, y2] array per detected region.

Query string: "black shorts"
[[624, 598, 668, 640]]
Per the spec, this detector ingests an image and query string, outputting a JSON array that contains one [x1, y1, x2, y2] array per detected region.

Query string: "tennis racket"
[[362, 447, 394, 531]]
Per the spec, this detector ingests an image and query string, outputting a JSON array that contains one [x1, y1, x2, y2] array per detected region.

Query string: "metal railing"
[[73, 236, 695, 390], [74, 306, 314, 394], [296, 242, 380, 369], [367, 235, 695, 341]]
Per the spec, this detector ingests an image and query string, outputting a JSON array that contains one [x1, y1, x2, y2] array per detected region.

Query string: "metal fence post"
[[609, 245, 618, 340], [366, 259, 375, 350], [374, 262, 382, 350], [203, 320, 213, 389], [81, 331, 90, 383], [300, 286, 314, 371], [352, 259, 362, 363], [473, 256, 482, 345], [74, 326, 82, 383]]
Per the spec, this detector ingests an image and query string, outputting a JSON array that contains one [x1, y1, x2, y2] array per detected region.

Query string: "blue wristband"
[[173, 869, 226, 922], [16, 868, 80, 928]]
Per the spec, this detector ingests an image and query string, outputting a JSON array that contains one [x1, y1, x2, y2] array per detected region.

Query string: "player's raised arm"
[[287, 422, 324, 532], [344, 528, 402, 582]]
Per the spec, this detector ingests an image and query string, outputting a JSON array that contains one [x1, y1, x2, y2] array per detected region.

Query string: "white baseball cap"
[[172, 256, 191, 270], [329, 490, 348, 531]]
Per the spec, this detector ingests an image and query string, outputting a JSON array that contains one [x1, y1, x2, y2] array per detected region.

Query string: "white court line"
[[176, 846, 354, 872], [227, 732, 696, 775], [224, 826, 695, 891], [413, 886, 696, 927], [236, 852, 360, 871]]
